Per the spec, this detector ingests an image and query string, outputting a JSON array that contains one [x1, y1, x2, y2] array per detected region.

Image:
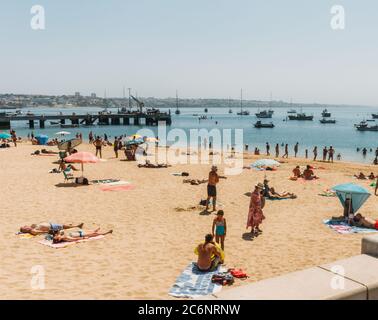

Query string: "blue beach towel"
[[169, 262, 223, 298], [323, 219, 378, 235]]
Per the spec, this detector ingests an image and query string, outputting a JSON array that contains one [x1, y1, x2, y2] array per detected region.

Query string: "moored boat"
[[288, 112, 313, 120], [254, 120, 274, 128]]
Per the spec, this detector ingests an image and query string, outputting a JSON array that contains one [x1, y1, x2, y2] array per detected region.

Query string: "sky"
[[0, 0, 378, 106]]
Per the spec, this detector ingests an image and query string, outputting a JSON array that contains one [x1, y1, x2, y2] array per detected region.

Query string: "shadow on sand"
[[54, 183, 85, 188], [242, 232, 255, 241]]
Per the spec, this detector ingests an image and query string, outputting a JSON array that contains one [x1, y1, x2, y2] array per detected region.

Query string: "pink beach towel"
[[38, 235, 105, 248], [100, 185, 135, 192]]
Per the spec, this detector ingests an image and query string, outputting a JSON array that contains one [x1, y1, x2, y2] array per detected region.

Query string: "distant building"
[[91, 93, 96, 98], [75, 92, 81, 98]]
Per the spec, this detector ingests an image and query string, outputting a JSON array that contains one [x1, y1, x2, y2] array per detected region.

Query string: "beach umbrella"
[[58, 138, 82, 151], [331, 183, 371, 213], [64, 151, 99, 175], [251, 159, 280, 168], [0, 132, 11, 139], [55, 131, 71, 136], [35, 134, 49, 145], [127, 134, 142, 140]]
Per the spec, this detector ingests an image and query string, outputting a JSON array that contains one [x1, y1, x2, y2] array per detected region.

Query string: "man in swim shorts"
[[20, 222, 84, 235], [196, 234, 222, 272], [205, 166, 226, 212]]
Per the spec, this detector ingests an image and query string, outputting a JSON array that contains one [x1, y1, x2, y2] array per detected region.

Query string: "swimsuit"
[[215, 220, 225, 236], [207, 185, 217, 197]]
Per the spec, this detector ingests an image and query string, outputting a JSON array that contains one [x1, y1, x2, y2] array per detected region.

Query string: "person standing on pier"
[[94, 136, 103, 158]]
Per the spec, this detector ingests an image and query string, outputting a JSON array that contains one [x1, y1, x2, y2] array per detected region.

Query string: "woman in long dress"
[[247, 183, 265, 235]]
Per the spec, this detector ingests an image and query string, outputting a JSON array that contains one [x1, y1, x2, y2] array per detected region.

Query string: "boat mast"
[[240, 89, 243, 113], [176, 90, 179, 112]]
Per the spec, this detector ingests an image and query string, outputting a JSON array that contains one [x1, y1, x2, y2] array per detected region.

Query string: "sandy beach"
[[0, 141, 377, 299]]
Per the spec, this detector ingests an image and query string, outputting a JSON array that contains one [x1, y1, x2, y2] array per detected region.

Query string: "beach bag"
[[211, 272, 234, 286], [199, 199, 207, 206], [228, 268, 248, 279]]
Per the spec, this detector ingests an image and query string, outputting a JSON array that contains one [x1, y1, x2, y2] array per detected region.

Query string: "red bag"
[[228, 268, 248, 279]]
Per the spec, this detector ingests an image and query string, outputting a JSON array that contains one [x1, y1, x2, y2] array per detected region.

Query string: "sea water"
[[2, 105, 378, 164]]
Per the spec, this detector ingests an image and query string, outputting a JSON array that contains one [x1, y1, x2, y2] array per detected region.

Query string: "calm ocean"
[[2, 105, 378, 164]]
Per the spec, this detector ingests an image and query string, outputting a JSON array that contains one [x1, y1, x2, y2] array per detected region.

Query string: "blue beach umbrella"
[[251, 159, 280, 168], [331, 183, 371, 213], [0, 132, 11, 139], [35, 134, 49, 145]]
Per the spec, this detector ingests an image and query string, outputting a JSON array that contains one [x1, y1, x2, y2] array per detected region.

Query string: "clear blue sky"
[[1, 0, 377, 106]]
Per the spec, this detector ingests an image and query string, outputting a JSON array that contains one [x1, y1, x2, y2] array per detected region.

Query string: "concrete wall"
[[199, 235, 378, 300]]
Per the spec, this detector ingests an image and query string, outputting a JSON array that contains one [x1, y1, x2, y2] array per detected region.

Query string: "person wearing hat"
[[247, 183, 265, 236], [205, 166, 226, 212]]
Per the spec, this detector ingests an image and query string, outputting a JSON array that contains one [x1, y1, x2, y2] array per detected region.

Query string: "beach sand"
[[0, 142, 377, 299]]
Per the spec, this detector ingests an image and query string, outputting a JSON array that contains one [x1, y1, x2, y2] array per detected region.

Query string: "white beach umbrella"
[[55, 131, 71, 136]]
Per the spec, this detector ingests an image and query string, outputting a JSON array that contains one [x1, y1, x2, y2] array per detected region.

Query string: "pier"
[[0, 110, 172, 129]]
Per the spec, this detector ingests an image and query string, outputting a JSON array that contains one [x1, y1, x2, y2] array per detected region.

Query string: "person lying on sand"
[[41, 149, 58, 154], [20, 222, 84, 235], [262, 179, 297, 199], [354, 172, 367, 180], [196, 234, 222, 272], [350, 214, 378, 230], [137, 160, 171, 168], [52, 228, 113, 244], [303, 165, 319, 180], [183, 179, 208, 185]]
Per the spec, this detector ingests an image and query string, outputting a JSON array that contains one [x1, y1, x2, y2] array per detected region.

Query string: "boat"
[[288, 112, 314, 120], [50, 121, 60, 125], [228, 109, 233, 114], [372, 113, 378, 119], [204, 108, 208, 113], [236, 89, 250, 116], [174, 91, 180, 115], [199, 115, 207, 120], [287, 109, 297, 114], [319, 118, 336, 124], [355, 120, 378, 131], [321, 108, 331, 117], [254, 120, 274, 128], [255, 109, 274, 118]]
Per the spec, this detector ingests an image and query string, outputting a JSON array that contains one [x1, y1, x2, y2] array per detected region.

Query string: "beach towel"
[[100, 185, 134, 192], [16, 232, 35, 239], [91, 179, 120, 184], [38, 235, 105, 248], [171, 172, 183, 176], [168, 262, 223, 298], [323, 219, 378, 234]]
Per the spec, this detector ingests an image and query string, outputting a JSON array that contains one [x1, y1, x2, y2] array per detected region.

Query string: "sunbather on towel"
[[52, 228, 113, 243], [20, 222, 84, 235], [354, 172, 367, 180], [138, 160, 171, 168], [351, 214, 378, 230], [262, 179, 297, 199], [196, 234, 222, 272]]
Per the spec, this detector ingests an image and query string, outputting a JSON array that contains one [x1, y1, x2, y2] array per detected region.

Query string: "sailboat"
[[175, 91, 180, 115], [237, 89, 250, 115]]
